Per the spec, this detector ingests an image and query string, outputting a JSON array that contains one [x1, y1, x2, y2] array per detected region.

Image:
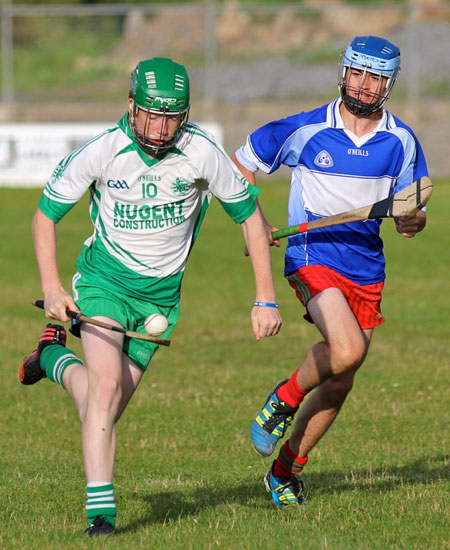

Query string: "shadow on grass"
[[117, 454, 448, 534]]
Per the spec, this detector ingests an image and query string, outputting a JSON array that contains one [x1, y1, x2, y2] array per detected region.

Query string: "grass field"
[[1, 180, 449, 550]]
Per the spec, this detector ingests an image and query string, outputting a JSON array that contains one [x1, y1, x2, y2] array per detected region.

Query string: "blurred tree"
[[9, 0, 203, 4]]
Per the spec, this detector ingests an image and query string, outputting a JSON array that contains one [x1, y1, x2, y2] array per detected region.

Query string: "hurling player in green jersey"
[[20, 57, 281, 536]]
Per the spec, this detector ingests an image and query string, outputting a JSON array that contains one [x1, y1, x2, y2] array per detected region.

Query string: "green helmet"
[[129, 57, 190, 156]]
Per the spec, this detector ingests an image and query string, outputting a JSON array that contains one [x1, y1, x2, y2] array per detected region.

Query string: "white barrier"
[[0, 122, 223, 188]]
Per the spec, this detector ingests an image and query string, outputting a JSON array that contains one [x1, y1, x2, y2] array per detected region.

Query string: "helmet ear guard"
[[338, 35, 401, 116]]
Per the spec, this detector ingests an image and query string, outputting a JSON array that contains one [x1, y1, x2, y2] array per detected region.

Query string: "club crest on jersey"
[[171, 177, 191, 196], [314, 150, 333, 168], [50, 164, 64, 184]]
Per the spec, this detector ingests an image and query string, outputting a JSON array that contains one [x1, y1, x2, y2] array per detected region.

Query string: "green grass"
[[1, 180, 449, 549]]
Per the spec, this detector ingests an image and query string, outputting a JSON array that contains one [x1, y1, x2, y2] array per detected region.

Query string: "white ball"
[[144, 313, 168, 336]]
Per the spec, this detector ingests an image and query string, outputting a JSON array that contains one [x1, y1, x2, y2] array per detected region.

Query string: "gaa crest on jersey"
[[171, 177, 191, 196], [314, 150, 333, 168], [50, 164, 64, 184]]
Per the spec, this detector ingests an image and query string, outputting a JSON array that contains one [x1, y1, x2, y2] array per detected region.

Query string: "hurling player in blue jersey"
[[233, 35, 429, 507]]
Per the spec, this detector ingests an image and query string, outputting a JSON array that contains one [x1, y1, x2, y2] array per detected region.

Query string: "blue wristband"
[[254, 301, 278, 308]]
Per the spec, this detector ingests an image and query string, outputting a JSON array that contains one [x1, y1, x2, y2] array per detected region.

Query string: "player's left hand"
[[265, 222, 281, 248], [394, 210, 426, 238], [269, 229, 281, 248], [251, 306, 282, 340]]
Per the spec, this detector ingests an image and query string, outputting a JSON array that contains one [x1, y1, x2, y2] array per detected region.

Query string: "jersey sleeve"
[[235, 114, 304, 174], [38, 130, 109, 223], [391, 122, 429, 192]]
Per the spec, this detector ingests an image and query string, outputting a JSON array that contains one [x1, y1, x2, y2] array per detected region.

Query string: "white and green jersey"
[[38, 115, 258, 306]]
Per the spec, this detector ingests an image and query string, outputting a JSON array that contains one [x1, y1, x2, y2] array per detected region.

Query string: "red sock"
[[276, 369, 308, 408], [273, 440, 308, 478]]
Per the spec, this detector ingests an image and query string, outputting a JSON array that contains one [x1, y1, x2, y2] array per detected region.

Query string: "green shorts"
[[71, 274, 179, 371]]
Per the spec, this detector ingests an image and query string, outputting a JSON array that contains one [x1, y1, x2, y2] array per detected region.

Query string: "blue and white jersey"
[[235, 98, 428, 284]]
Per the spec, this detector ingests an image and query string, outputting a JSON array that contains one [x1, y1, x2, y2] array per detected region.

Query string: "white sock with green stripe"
[[86, 482, 116, 527], [40, 345, 84, 389]]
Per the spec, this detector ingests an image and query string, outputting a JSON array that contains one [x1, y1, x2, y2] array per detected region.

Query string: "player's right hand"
[[251, 305, 282, 340], [43, 290, 80, 322]]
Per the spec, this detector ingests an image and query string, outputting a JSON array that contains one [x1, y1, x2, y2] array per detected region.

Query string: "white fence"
[[0, 122, 223, 187]]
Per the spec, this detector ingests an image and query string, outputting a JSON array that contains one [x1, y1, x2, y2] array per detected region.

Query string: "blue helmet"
[[338, 36, 401, 115]]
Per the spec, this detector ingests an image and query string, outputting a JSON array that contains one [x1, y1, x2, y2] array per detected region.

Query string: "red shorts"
[[287, 265, 385, 330]]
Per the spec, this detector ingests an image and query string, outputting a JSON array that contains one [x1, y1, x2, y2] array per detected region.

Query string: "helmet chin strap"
[[342, 92, 383, 116], [340, 66, 391, 117]]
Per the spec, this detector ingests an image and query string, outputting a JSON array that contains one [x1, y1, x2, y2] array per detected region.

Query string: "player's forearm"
[[32, 209, 64, 295], [243, 209, 282, 340], [32, 209, 77, 321], [243, 210, 277, 302], [252, 260, 277, 302]]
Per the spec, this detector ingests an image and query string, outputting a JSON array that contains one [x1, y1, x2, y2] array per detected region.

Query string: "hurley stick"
[[32, 300, 171, 346], [271, 177, 433, 241]]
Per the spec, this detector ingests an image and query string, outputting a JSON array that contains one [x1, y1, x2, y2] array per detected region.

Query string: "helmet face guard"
[[129, 57, 190, 156], [130, 102, 190, 157], [338, 36, 400, 116]]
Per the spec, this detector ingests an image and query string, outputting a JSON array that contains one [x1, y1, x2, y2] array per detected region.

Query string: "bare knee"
[[89, 376, 123, 416], [328, 334, 367, 375]]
